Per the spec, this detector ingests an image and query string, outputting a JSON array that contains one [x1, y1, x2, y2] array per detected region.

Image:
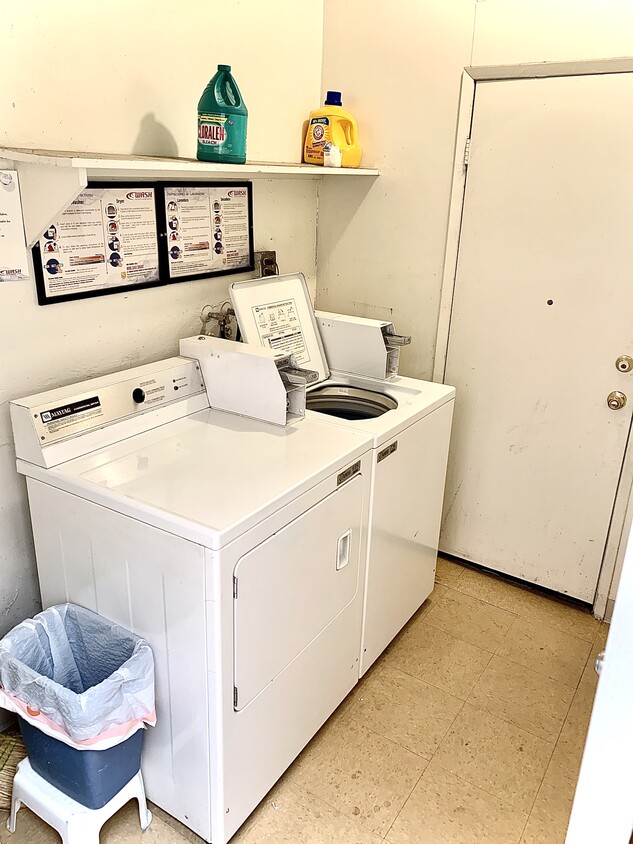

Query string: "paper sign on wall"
[[0, 170, 30, 282]]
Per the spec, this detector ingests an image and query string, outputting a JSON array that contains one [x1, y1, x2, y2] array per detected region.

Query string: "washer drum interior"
[[306, 385, 398, 420]]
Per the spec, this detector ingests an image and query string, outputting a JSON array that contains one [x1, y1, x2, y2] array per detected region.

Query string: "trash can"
[[0, 604, 155, 809]]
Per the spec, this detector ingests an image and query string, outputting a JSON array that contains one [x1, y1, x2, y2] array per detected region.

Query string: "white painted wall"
[[1, 0, 321, 163], [472, 0, 633, 66], [317, 0, 476, 380], [0, 0, 322, 639]]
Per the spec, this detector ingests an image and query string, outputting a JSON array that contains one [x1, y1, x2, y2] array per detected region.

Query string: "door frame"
[[433, 58, 633, 618]]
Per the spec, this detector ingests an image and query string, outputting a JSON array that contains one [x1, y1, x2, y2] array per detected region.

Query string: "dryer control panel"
[[11, 357, 207, 467]]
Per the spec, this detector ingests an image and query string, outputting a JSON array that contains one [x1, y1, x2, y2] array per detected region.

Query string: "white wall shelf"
[[0, 147, 380, 246]]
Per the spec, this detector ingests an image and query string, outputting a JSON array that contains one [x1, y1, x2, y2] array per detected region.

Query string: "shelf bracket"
[[16, 161, 87, 247]]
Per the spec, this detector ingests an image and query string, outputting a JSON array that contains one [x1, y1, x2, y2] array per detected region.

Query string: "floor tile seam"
[[288, 782, 385, 838], [455, 583, 599, 644], [502, 602, 598, 646], [420, 703, 467, 783], [524, 738, 557, 816], [541, 752, 582, 795], [344, 714, 434, 762], [435, 569, 466, 587], [417, 614, 506, 654], [380, 766, 427, 843], [529, 766, 577, 823], [527, 799, 575, 835], [463, 690, 563, 746], [427, 757, 532, 823], [373, 662, 469, 710], [423, 698, 468, 765], [435, 568, 466, 582], [491, 650, 581, 691], [580, 641, 600, 675], [427, 584, 456, 606], [381, 658, 481, 703], [459, 699, 559, 749], [433, 584, 522, 627], [467, 655, 579, 736], [434, 575, 462, 589], [517, 805, 531, 844], [414, 613, 498, 657], [481, 651, 581, 697], [553, 689, 579, 743]]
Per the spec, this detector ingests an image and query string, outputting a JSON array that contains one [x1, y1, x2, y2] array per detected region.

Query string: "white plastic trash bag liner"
[[0, 603, 156, 750]]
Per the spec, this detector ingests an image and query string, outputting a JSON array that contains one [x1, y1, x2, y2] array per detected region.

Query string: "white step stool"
[[7, 758, 152, 843]]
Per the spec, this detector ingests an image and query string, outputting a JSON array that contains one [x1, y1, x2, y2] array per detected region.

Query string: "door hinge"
[[233, 687, 238, 708], [463, 137, 471, 169], [233, 576, 238, 599]]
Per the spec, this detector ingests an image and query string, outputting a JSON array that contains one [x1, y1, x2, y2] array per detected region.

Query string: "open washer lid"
[[229, 273, 330, 384]]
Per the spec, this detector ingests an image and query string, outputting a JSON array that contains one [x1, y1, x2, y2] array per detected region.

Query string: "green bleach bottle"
[[197, 64, 248, 164]]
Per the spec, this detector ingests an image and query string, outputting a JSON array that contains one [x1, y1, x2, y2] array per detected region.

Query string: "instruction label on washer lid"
[[252, 298, 311, 366]]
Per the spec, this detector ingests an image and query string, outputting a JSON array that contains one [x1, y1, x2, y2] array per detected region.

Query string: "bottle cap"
[[325, 91, 342, 106], [218, 64, 231, 71]]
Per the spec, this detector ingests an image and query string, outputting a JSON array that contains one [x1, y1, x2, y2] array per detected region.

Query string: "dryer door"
[[233, 474, 363, 711]]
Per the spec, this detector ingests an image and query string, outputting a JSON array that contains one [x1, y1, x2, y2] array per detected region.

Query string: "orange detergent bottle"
[[303, 91, 362, 168]]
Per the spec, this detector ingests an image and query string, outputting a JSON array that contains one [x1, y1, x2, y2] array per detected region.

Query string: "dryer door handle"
[[336, 529, 352, 570]]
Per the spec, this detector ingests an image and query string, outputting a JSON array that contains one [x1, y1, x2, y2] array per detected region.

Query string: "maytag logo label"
[[40, 396, 101, 424]]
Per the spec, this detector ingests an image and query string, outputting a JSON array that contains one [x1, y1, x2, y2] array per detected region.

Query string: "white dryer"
[[10, 356, 373, 844], [230, 274, 456, 675]]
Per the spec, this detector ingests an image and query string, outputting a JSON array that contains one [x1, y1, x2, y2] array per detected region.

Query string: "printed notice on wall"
[[0, 170, 30, 282], [252, 298, 311, 365], [34, 187, 160, 303], [163, 184, 253, 280]]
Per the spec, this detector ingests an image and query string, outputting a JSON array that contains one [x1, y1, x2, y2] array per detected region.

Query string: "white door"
[[441, 74, 633, 602], [566, 530, 633, 843]]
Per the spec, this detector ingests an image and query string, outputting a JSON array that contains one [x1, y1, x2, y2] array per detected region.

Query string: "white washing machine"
[[10, 356, 373, 844], [230, 274, 456, 675]]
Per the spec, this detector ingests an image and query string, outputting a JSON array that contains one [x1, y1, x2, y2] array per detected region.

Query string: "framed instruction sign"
[[33, 183, 161, 305], [159, 182, 254, 282]]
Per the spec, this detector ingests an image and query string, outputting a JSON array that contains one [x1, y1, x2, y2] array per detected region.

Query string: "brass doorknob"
[[607, 391, 627, 410], [616, 355, 633, 373]]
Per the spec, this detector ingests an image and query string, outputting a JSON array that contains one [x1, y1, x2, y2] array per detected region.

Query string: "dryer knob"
[[132, 388, 146, 404]]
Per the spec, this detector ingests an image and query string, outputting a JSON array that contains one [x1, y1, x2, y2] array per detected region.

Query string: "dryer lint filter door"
[[233, 474, 362, 710]]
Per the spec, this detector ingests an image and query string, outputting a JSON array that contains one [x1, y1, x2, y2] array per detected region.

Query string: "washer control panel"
[[22, 359, 206, 447]]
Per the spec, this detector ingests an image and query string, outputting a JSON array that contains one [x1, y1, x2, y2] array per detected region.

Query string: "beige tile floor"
[[0, 557, 607, 843]]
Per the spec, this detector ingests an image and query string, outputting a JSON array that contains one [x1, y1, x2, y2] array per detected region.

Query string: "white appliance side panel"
[[316, 313, 390, 380], [25, 480, 212, 843], [208, 454, 372, 843], [361, 400, 454, 675], [234, 474, 363, 710]]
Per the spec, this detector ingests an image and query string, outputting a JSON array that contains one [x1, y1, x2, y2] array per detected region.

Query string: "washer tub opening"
[[306, 385, 398, 420]]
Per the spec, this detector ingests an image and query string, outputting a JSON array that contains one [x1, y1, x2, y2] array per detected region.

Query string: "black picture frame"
[[32, 179, 255, 306], [33, 182, 164, 306], [157, 181, 254, 284]]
